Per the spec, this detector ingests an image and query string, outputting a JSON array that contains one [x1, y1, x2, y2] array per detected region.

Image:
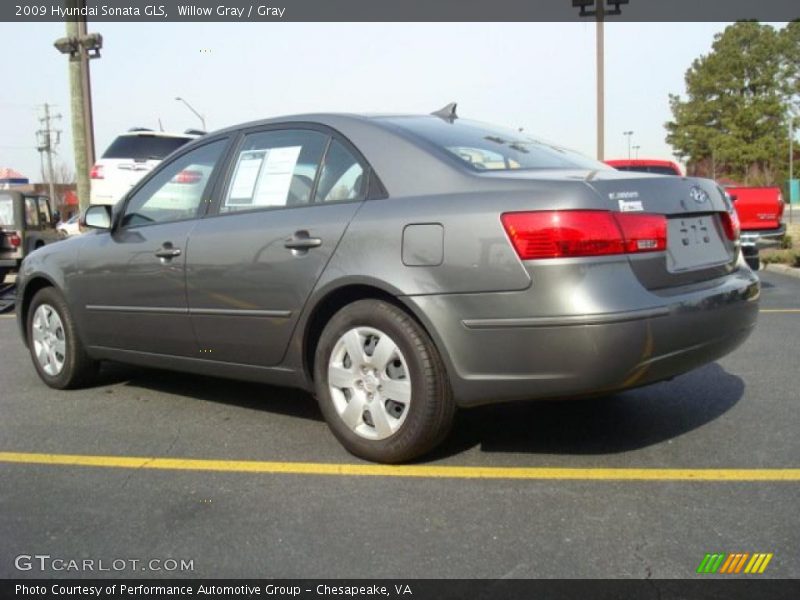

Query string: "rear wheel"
[[314, 299, 455, 463], [27, 287, 98, 389]]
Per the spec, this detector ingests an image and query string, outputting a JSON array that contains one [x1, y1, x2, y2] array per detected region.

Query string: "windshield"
[[102, 135, 193, 160], [0, 194, 15, 227], [378, 116, 609, 172]]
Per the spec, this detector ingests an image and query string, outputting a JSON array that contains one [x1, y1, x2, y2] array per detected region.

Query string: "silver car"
[[16, 111, 760, 463]]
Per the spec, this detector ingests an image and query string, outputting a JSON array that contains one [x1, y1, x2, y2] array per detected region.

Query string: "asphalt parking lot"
[[1, 270, 798, 579]]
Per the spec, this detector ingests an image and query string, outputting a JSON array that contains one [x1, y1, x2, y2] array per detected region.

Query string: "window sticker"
[[227, 150, 266, 205], [252, 146, 302, 207], [226, 145, 303, 208]]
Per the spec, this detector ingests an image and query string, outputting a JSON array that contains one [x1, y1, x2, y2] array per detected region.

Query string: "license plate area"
[[666, 215, 730, 272]]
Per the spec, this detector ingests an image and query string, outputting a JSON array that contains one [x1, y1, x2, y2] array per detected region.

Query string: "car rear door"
[[74, 138, 230, 356], [185, 126, 369, 366]]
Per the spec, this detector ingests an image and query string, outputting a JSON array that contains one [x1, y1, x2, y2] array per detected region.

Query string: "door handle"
[[155, 244, 181, 259], [284, 231, 322, 251]]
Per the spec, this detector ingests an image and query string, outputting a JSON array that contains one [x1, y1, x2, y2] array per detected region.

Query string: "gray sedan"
[[15, 110, 760, 462]]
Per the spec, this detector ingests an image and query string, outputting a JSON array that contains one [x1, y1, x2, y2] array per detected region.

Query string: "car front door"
[[185, 127, 370, 366], [74, 138, 229, 356]]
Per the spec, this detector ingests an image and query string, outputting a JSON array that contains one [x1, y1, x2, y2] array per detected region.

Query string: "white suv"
[[90, 129, 203, 205]]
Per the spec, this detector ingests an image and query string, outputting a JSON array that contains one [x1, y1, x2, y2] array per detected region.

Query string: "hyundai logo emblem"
[[690, 186, 710, 204]]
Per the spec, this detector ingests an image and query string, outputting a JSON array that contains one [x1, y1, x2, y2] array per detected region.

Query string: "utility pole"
[[36, 103, 61, 206], [573, 1, 630, 161], [54, 0, 102, 213]]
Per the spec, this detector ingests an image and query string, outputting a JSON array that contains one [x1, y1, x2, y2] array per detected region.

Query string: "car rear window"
[[101, 135, 193, 160], [378, 116, 608, 172], [614, 165, 681, 176], [0, 194, 15, 227]]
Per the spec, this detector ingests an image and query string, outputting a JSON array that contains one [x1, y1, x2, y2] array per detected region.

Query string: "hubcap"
[[327, 326, 412, 440], [31, 303, 66, 376]]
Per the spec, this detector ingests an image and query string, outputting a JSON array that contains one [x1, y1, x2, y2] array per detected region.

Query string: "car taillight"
[[501, 210, 666, 260], [720, 210, 740, 241], [172, 170, 203, 184], [90, 164, 104, 179], [8, 232, 21, 248]]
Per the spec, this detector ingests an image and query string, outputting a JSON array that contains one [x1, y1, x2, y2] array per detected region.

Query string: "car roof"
[[116, 130, 198, 139]]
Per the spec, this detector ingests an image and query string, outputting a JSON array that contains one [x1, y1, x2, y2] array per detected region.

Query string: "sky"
[[0, 21, 781, 181]]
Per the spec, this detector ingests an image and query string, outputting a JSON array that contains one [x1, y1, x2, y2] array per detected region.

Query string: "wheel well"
[[303, 284, 421, 382], [19, 277, 54, 344]]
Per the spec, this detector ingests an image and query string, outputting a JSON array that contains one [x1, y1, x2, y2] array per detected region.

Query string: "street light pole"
[[624, 131, 634, 159], [632, 144, 640, 159], [175, 97, 207, 131], [573, 1, 629, 161], [596, 13, 604, 160]]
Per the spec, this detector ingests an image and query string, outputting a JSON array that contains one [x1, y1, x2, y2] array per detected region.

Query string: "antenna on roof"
[[431, 102, 458, 122]]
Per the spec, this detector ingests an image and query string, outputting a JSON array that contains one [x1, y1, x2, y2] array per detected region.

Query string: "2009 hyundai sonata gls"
[[17, 111, 760, 463]]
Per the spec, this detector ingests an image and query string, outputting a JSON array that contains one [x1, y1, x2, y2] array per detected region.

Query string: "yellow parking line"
[[0, 315, 15, 319], [760, 309, 800, 313], [0, 452, 799, 481]]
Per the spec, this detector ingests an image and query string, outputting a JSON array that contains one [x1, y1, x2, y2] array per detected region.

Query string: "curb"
[[763, 263, 800, 279]]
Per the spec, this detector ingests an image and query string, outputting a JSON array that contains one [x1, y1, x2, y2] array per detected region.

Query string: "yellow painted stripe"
[[744, 554, 759, 574], [758, 553, 774, 573], [749, 554, 766, 573], [0, 452, 799, 481]]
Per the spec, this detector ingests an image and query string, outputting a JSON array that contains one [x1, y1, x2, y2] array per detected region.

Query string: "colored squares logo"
[[697, 553, 773, 574]]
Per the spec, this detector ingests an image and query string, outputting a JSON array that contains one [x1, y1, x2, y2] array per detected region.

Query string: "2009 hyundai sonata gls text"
[[16, 111, 760, 462]]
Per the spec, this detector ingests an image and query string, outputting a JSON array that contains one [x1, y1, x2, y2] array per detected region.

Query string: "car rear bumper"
[[405, 263, 760, 407], [741, 224, 786, 246]]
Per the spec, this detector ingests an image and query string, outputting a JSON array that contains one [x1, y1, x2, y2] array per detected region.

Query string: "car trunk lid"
[[585, 175, 738, 289]]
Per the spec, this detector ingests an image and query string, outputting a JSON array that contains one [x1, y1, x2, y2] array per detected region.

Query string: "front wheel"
[[27, 287, 98, 389], [314, 299, 455, 463]]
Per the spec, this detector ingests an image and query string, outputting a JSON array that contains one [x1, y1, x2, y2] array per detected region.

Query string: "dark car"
[[15, 111, 759, 463], [0, 191, 60, 284]]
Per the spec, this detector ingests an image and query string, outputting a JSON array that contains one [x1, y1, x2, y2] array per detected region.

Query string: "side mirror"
[[82, 205, 112, 230], [729, 194, 738, 202]]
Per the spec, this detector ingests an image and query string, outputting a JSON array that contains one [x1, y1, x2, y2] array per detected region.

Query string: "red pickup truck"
[[719, 183, 786, 270]]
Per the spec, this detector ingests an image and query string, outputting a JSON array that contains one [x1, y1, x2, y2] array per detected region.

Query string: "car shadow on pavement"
[[95, 362, 324, 422], [430, 362, 744, 459]]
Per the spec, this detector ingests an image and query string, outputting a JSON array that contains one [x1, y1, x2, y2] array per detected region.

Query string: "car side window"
[[314, 139, 366, 203], [24, 197, 39, 227], [222, 129, 328, 213], [121, 139, 227, 228], [37, 198, 52, 224]]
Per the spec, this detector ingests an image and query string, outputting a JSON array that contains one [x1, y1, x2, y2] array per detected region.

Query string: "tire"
[[745, 255, 760, 271], [313, 299, 455, 463], [27, 287, 98, 389]]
